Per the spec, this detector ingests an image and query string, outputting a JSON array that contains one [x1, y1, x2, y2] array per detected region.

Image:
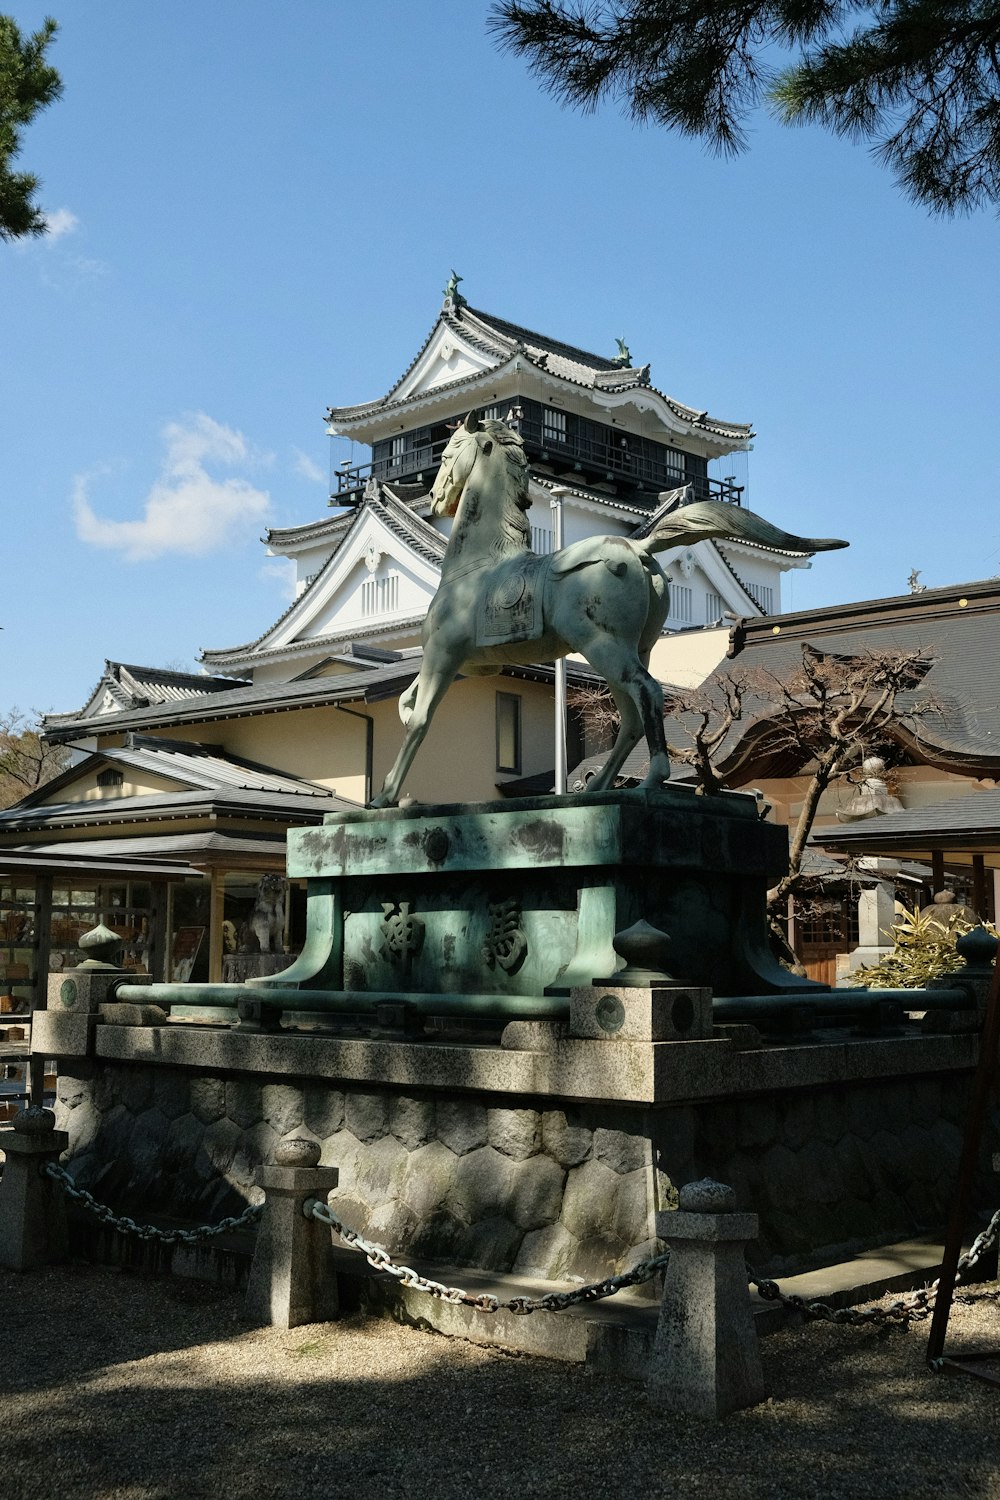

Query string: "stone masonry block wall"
[[687, 1072, 1000, 1275], [55, 1061, 1000, 1280], [54, 1065, 661, 1285]]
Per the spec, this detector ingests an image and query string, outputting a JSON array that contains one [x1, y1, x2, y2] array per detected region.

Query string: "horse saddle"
[[475, 554, 548, 648]]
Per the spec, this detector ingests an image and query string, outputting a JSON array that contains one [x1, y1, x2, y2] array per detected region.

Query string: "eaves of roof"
[[266, 511, 354, 551], [0, 785, 356, 837], [818, 787, 1000, 853], [730, 577, 1000, 655], [201, 618, 427, 674], [0, 847, 200, 878], [40, 661, 422, 744], [326, 303, 751, 444]]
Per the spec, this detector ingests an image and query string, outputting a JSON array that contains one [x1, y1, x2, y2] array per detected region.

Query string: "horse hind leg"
[[584, 680, 643, 793], [580, 639, 670, 792]]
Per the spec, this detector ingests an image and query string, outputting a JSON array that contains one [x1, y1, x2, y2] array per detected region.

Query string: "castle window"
[[531, 525, 553, 554], [669, 584, 693, 624], [746, 582, 775, 614], [361, 572, 400, 617], [97, 768, 124, 790], [542, 406, 567, 447], [705, 591, 725, 623], [496, 692, 522, 774]]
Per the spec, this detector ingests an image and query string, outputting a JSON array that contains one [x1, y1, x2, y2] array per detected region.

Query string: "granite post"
[[244, 1138, 340, 1328], [0, 1107, 70, 1271], [647, 1178, 766, 1418]]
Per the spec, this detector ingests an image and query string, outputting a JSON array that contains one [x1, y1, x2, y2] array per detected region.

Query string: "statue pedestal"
[[274, 786, 817, 1002]]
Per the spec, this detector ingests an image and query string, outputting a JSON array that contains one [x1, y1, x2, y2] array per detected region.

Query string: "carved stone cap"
[[274, 1138, 321, 1168], [76, 923, 125, 971], [13, 1105, 56, 1134], [678, 1179, 738, 1213]]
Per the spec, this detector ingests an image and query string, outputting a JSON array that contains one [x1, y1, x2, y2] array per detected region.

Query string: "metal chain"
[[305, 1197, 670, 1314], [749, 1203, 1000, 1326], [45, 1162, 262, 1246], [44, 1157, 1000, 1328]]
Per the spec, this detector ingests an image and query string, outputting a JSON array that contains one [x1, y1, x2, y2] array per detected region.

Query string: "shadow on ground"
[[2, 1265, 999, 1500]]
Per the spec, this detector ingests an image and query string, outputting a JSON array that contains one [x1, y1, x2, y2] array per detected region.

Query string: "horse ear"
[[464, 408, 482, 433]]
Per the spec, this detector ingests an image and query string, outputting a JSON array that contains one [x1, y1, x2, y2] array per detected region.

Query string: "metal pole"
[[926, 953, 1000, 1364], [551, 489, 568, 795]]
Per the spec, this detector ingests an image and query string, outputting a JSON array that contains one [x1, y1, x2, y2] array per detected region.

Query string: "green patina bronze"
[[369, 411, 846, 809], [245, 784, 806, 1006]]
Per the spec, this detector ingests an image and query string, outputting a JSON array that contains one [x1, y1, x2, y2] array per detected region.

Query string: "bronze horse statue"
[[370, 412, 846, 806]]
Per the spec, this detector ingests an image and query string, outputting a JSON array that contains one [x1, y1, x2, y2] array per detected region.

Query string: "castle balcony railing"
[[331, 429, 743, 508]]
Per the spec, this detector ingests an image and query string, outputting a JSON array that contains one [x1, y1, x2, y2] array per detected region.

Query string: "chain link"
[[45, 1162, 263, 1246], [308, 1194, 1000, 1325], [305, 1197, 670, 1313], [749, 1204, 1000, 1326], [45, 1158, 1000, 1328]]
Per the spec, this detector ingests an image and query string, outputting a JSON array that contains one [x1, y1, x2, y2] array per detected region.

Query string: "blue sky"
[[3, 1, 998, 715]]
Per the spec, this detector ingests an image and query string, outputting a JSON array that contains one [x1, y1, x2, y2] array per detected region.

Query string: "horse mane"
[[475, 417, 529, 500]]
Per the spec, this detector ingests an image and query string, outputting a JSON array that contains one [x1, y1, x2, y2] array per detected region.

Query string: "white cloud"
[[43, 207, 79, 242], [293, 447, 326, 485], [259, 558, 297, 601], [73, 413, 272, 562]]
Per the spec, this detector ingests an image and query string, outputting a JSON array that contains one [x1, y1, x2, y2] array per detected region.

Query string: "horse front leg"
[[368, 659, 458, 808]]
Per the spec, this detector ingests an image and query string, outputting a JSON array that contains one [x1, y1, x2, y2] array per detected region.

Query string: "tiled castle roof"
[[326, 302, 751, 444]]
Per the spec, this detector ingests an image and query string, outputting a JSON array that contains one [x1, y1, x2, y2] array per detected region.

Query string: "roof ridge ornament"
[[442, 269, 467, 311], [611, 336, 632, 368]]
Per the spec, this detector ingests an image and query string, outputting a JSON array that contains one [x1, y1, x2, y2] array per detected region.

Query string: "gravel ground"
[[2, 1265, 1000, 1500]]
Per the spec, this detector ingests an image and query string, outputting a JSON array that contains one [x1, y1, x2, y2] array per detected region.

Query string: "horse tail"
[[635, 496, 848, 559]]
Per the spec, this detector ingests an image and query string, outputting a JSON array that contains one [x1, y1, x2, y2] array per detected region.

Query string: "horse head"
[[430, 410, 530, 517], [431, 410, 486, 516]]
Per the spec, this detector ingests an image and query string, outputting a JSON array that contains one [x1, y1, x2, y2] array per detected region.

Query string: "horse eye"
[[481, 440, 493, 456]]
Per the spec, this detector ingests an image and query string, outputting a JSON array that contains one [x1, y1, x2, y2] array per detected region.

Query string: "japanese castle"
[[201, 284, 812, 685]]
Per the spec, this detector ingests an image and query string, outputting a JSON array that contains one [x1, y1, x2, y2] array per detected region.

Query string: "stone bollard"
[[647, 1178, 766, 1419], [244, 1138, 340, 1329], [0, 1107, 70, 1271]]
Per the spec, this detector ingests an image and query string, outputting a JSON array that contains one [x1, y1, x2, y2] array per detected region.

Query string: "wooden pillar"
[[931, 849, 945, 893], [31, 873, 52, 1014], [148, 879, 169, 981], [972, 854, 987, 919], [786, 893, 796, 958], [208, 868, 227, 983]]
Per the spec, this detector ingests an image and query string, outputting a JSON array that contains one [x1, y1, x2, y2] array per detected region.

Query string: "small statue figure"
[[612, 337, 632, 367], [908, 568, 927, 594], [443, 269, 466, 307], [836, 755, 904, 821], [241, 874, 287, 954]]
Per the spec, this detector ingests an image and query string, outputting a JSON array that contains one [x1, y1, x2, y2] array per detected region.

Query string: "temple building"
[[0, 287, 835, 1005]]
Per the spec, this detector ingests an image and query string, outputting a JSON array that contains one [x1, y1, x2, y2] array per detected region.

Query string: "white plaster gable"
[[392, 323, 499, 401], [661, 540, 761, 625], [264, 507, 441, 653]]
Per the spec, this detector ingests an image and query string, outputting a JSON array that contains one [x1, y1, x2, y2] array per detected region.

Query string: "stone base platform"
[[41, 1015, 996, 1286]]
